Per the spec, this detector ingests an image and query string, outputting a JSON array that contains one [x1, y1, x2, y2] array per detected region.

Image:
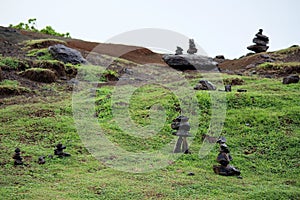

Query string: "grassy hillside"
[[0, 34, 299, 199], [1, 72, 299, 199]]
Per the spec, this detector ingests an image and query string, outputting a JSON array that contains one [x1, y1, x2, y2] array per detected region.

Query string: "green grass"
[[0, 56, 29, 70], [0, 75, 299, 199], [23, 39, 66, 49], [26, 48, 54, 60], [273, 46, 300, 55], [0, 80, 19, 86], [258, 62, 300, 70]]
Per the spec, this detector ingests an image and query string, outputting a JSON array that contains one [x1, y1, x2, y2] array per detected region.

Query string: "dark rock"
[[265, 58, 275, 63], [38, 156, 46, 164], [282, 75, 299, 84], [264, 75, 273, 79], [13, 148, 23, 166], [246, 52, 255, 57], [215, 55, 225, 59], [247, 45, 269, 53], [253, 38, 268, 46], [225, 85, 231, 92], [187, 172, 195, 176], [175, 46, 183, 55], [162, 54, 218, 71], [36, 51, 46, 57], [49, 44, 87, 65], [194, 80, 216, 90], [260, 54, 270, 59], [237, 89, 247, 92], [213, 165, 241, 176]]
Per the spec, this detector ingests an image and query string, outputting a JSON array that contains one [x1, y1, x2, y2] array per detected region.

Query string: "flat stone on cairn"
[[247, 29, 269, 53], [54, 143, 71, 157], [13, 148, 23, 166]]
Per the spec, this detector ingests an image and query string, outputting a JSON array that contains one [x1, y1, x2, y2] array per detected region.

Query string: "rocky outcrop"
[[49, 44, 87, 65], [162, 54, 218, 71], [247, 29, 269, 53]]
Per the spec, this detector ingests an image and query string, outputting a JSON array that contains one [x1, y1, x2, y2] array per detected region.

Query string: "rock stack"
[[247, 29, 269, 53], [171, 116, 192, 154], [54, 143, 71, 157], [13, 148, 23, 166], [175, 46, 183, 55], [213, 137, 241, 176], [187, 39, 197, 54]]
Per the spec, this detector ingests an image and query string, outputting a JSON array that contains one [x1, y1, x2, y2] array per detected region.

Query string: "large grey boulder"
[[282, 75, 299, 84], [162, 54, 218, 71], [49, 44, 87, 65]]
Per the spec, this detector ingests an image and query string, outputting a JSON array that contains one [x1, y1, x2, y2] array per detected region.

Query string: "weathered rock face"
[[194, 80, 216, 90], [49, 44, 87, 65], [162, 54, 218, 71], [247, 29, 269, 53], [282, 75, 299, 84]]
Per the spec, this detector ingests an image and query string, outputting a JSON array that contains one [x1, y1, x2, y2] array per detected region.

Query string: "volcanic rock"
[[49, 44, 87, 65]]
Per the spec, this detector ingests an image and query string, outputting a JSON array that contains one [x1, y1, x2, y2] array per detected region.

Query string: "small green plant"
[[100, 69, 119, 81], [26, 48, 53, 60], [0, 80, 19, 86], [9, 18, 71, 38], [0, 56, 29, 70]]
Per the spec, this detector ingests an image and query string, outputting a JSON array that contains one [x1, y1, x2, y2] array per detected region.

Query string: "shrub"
[[9, 18, 71, 38]]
